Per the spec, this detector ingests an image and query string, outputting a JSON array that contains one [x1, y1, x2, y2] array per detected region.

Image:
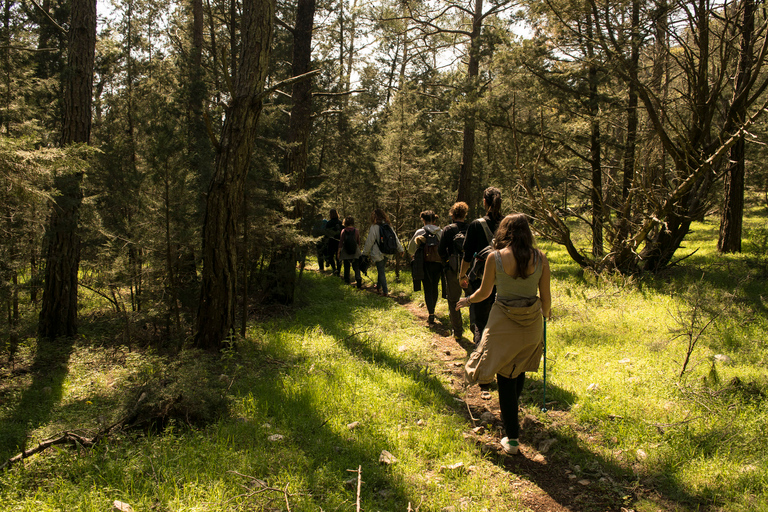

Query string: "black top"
[[462, 215, 500, 263], [438, 221, 468, 262], [326, 218, 343, 241]]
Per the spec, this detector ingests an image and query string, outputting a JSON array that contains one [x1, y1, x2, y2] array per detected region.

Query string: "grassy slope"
[[542, 204, 768, 511], [1, 207, 768, 511], [0, 271, 523, 511]]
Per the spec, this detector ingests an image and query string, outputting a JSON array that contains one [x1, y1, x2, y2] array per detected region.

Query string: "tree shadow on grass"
[[229, 375, 427, 510], [222, 275, 494, 509], [0, 337, 75, 460], [475, 379, 717, 512], [300, 275, 716, 511]]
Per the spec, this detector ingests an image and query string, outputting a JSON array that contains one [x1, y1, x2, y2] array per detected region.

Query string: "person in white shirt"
[[362, 208, 404, 296]]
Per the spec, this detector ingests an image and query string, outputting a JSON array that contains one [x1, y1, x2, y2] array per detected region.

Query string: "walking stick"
[[542, 318, 548, 412]]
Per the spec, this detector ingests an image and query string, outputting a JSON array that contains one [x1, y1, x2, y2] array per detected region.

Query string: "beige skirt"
[[464, 297, 544, 385]]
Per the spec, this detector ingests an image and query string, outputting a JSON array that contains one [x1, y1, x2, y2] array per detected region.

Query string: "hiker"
[[438, 201, 469, 341], [408, 210, 443, 325], [338, 216, 363, 288], [311, 213, 328, 271], [456, 213, 551, 455], [325, 209, 343, 276], [362, 208, 404, 297], [459, 187, 503, 347]]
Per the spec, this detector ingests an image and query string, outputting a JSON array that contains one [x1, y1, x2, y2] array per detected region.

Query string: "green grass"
[[535, 203, 768, 510], [2, 207, 768, 511], [0, 270, 520, 511]]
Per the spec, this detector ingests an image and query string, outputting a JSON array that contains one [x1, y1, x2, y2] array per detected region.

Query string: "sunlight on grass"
[[3, 210, 768, 511]]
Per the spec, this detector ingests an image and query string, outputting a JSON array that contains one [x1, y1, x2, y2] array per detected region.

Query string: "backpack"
[[342, 228, 357, 255], [448, 224, 467, 272], [466, 218, 494, 282], [377, 223, 399, 254], [423, 228, 442, 263], [325, 219, 342, 240]]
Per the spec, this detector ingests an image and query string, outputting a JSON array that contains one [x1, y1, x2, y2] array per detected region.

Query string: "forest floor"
[[355, 277, 647, 512]]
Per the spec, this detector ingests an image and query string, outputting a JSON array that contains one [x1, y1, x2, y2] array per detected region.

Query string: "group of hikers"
[[311, 187, 551, 455]]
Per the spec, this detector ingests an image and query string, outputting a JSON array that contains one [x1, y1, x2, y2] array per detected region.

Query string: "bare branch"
[[29, 0, 67, 34], [275, 15, 295, 35], [255, 70, 321, 104], [0, 45, 58, 52]]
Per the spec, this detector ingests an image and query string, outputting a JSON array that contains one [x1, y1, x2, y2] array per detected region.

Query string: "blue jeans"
[[343, 258, 361, 286], [375, 259, 388, 295]]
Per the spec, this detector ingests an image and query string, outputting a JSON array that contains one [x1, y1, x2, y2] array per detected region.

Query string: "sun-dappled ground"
[[2, 207, 768, 511]]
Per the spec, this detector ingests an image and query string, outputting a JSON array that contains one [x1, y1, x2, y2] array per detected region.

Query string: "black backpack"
[[466, 218, 494, 282], [423, 227, 442, 262], [342, 228, 357, 255], [377, 223, 398, 254], [448, 224, 467, 272]]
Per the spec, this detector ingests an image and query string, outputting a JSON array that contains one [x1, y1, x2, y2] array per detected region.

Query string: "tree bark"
[[195, 0, 274, 350], [456, 0, 483, 205], [613, 0, 640, 269], [38, 0, 96, 340], [585, 19, 603, 257], [719, 0, 755, 253]]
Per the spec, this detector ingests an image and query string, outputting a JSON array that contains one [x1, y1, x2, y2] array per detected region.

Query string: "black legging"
[[326, 240, 340, 273], [497, 372, 525, 439], [469, 278, 495, 346], [422, 261, 443, 315]]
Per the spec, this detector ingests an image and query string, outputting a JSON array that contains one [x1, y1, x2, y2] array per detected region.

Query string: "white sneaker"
[[500, 437, 519, 455]]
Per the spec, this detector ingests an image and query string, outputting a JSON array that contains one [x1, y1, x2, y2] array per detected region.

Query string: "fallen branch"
[[0, 393, 147, 472], [0, 432, 94, 471], [283, 482, 292, 512]]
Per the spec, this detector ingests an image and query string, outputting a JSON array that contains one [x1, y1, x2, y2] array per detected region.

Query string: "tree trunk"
[[648, 0, 668, 191], [456, 0, 483, 204], [194, 0, 274, 350], [585, 19, 603, 257], [264, 0, 316, 305], [38, 0, 96, 340], [719, 0, 755, 253], [612, 0, 640, 269], [642, 0, 713, 271]]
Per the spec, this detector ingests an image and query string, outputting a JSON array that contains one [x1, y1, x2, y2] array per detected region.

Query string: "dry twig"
[[346, 465, 362, 512]]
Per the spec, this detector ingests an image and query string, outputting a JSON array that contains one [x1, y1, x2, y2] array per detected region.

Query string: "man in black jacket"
[[439, 201, 469, 343]]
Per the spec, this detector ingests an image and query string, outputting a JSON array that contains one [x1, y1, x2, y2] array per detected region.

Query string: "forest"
[[2, 0, 768, 349], [2, 0, 768, 509]]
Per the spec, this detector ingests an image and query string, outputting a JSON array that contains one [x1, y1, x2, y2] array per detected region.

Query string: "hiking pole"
[[542, 318, 548, 412]]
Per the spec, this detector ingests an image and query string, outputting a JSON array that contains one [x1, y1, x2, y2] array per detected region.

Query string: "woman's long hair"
[[483, 187, 502, 222], [494, 214, 538, 278], [372, 208, 389, 224]]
